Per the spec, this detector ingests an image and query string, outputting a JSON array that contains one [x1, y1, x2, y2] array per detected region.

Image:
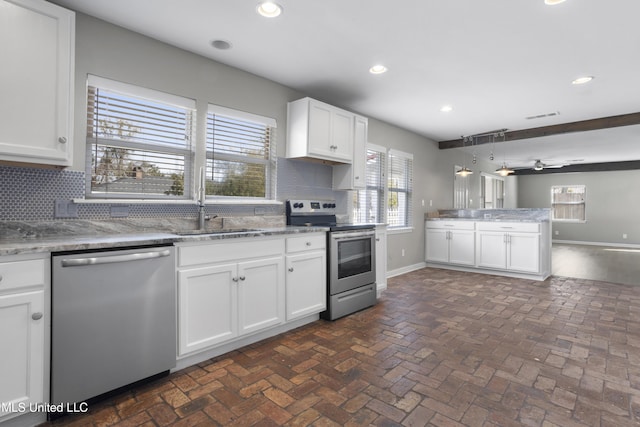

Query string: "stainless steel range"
[[286, 199, 377, 320]]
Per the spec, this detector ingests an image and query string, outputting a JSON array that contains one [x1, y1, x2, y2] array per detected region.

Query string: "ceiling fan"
[[512, 159, 567, 171]]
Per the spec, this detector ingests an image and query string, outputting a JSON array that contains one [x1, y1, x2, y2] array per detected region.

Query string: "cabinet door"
[[476, 232, 507, 269], [286, 251, 326, 320], [177, 263, 237, 356], [507, 233, 540, 273], [0, 0, 74, 166], [237, 256, 285, 336], [0, 290, 44, 419], [449, 230, 475, 266], [307, 101, 334, 158], [331, 109, 354, 162], [375, 227, 387, 290], [425, 229, 449, 263]]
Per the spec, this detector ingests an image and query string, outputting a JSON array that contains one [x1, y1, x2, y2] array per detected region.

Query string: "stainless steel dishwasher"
[[51, 246, 176, 408]]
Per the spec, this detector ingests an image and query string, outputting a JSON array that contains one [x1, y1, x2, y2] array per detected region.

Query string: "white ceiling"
[[52, 0, 640, 170]]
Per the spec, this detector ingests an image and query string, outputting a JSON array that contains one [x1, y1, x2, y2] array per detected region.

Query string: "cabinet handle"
[[288, 267, 294, 272], [376, 238, 380, 242], [239, 276, 246, 281], [58, 136, 67, 144], [232, 277, 239, 282], [355, 176, 360, 180], [0, 274, 3, 282], [32, 312, 43, 321]]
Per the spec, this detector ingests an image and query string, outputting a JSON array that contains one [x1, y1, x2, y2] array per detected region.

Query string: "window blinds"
[[206, 104, 277, 199], [387, 150, 413, 228], [86, 75, 195, 198]]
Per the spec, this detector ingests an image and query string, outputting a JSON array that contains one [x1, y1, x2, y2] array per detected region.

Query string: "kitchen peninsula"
[[425, 208, 551, 281]]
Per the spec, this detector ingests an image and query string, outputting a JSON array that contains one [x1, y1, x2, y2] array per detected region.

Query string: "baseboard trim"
[[387, 262, 427, 279], [553, 239, 640, 249]]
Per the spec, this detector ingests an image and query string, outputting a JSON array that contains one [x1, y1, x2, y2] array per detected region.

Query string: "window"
[[86, 75, 195, 198], [388, 150, 413, 228], [354, 146, 413, 230], [551, 185, 586, 222], [206, 105, 277, 199], [353, 145, 386, 223]]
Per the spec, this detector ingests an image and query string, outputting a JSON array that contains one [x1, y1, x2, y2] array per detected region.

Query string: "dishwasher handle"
[[60, 249, 172, 267]]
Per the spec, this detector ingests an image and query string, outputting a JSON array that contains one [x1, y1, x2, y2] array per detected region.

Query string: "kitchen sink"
[[174, 228, 262, 236]]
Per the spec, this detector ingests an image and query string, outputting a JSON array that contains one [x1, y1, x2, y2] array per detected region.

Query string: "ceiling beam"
[[438, 112, 640, 149], [513, 160, 640, 175]]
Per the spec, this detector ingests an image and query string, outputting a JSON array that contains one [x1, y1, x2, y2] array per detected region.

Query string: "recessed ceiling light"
[[256, 2, 282, 18], [211, 39, 232, 50], [544, 0, 567, 5], [440, 105, 453, 113], [369, 65, 388, 74], [572, 76, 594, 85]]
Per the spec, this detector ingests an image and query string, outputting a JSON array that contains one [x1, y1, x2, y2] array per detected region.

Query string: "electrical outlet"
[[554, 230, 559, 236], [401, 249, 405, 257], [110, 205, 129, 218], [623, 233, 628, 239], [429, 200, 433, 207], [421, 199, 425, 207], [54, 199, 78, 218]]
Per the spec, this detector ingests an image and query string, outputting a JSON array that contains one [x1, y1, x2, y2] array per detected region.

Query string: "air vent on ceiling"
[[525, 111, 560, 120]]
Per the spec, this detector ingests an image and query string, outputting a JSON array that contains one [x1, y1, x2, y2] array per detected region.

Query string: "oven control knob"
[[298, 202, 304, 209], [330, 203, 336, 208], [293, 203, 301, 208], [323, 203, 329, 208]]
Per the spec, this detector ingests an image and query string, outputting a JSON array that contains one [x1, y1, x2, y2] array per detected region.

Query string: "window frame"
[[205, 104, 277, 201], [551, 184, 586, 223], [85, 75, 196, 200], [354, 145, 413, 232], [387, 149, 414, 231]]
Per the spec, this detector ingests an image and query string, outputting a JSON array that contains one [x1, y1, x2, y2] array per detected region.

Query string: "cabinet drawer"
[[0, 258, 47, 293], [286, 234, 326, 253], [178, 237, 284, 267], [426, 220, 475, 230], [477, 222, 540, 233]]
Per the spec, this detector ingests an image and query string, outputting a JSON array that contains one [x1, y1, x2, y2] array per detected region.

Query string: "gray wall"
[[59, 12, 519, 272], [518, 170, 640, 245]]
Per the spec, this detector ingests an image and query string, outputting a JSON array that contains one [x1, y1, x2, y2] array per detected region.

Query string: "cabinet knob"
[[32, 312, 43, 321], [239, 276, 246, 281], [355, 176, 360, 180], [306, 242, 311, 246], [376, 238, 380, 242], [288, 267, 294, 272], [0, 274, 3, 282], [232, 277, 239, 282], [58, 136, 67, 144]]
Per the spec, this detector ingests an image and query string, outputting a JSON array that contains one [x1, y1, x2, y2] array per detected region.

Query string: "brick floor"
[[45, 268, 640, 426]]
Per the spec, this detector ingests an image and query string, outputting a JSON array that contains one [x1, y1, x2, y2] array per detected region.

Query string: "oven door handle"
[[331, 231, 376, 240]]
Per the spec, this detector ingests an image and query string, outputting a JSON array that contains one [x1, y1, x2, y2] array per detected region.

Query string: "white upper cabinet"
[[333, 114, 368, 190], [287, 97, 354, 164], [0, 0, 75, 166]]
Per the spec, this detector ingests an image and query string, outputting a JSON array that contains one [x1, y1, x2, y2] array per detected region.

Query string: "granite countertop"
[[425, 208, 551, 223], [0, 219, 329, 256], [426, 217, 545, 223]]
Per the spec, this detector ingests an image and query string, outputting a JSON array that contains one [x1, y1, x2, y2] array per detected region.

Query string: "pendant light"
[[455, 136, 473, 177], [494, 131, 514, 176]]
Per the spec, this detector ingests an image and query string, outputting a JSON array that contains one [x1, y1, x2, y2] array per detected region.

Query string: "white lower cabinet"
[[0, 255, 48, 423], [375, 225, 387, 292], [425, 219, 550, 280], [476, 222, 540, 273], [425, 221, 475, 266], [285, 234, 326, 320], [177, 238, 285, 357]]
